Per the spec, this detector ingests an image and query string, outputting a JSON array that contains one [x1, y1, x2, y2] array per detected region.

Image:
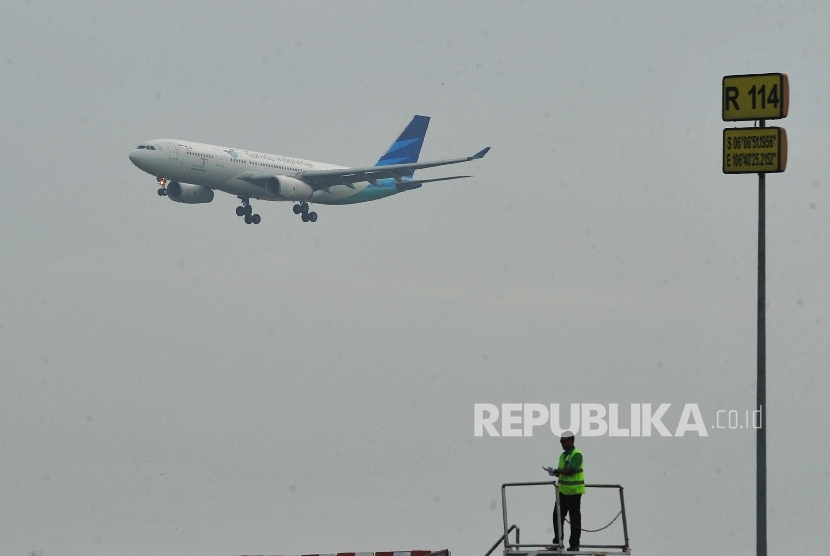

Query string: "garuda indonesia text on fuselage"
[[128, 115, 489, 224]]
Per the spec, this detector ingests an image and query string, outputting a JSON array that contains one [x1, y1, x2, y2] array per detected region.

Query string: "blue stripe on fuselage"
[[318, 178, 401, 205]]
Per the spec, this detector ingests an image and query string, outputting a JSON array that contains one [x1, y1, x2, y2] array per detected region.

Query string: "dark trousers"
[[552, 493, 582, 549]]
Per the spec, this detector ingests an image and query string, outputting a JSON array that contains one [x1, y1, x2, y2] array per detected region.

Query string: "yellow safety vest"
[[557, 447, 585, 495]]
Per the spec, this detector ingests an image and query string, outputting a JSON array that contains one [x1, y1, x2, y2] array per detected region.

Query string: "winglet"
[[472, 147, 491, 159]]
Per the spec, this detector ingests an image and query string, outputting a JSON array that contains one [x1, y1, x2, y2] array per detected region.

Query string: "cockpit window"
[[136, 145, 146, 149], [147, 145, 156, 150]]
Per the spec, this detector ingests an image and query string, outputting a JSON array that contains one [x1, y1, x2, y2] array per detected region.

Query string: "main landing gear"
[[157, 177, 168, 196], [236, 197, 261, 225], [292, 202, 317, 223]]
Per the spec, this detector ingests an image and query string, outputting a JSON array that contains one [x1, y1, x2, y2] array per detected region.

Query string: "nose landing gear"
[[236, 197, 261, 225], [293, 202, 317, 222], [157, 177, 168, 196]]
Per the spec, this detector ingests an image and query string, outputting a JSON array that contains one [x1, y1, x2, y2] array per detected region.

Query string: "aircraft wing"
[[394, 175, 472, 191], [233, 171, 473, 193], [297, 147, 490, 190]]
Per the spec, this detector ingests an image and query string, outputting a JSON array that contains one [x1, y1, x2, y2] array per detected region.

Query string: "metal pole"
[[757, 119, 767, 556], [618, 487, 630, 553], [501, 484, 509, 550], [554, 482, 563, 550]]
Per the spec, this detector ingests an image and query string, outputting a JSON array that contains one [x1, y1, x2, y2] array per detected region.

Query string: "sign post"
[[722, 73, 788, 556]]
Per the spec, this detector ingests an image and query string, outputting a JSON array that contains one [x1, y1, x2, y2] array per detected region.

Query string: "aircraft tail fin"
[[376, 115, 430, 168]]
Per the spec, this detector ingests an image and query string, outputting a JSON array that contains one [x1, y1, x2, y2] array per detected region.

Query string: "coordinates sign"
[[722, 127, 787, 174]]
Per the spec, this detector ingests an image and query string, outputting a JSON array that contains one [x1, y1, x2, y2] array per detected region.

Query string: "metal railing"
[[500, 481, 630, 555], [483, 523, 521, 556]]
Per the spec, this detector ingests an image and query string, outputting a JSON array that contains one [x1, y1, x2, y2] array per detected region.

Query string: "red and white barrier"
[[242, 551, 437, 556]]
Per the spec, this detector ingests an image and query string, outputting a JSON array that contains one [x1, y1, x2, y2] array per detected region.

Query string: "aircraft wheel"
[[157, 188, 167, 196], [244, 214, 253, 224], [301, 212, 309, 222], [252, 214, 261, 224], [293, 204, 302, 214], [236, 206, 246, 216], [308, 212, 317, 222]]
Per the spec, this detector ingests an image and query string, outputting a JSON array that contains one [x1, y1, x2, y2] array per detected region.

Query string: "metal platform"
[[505, 551, 627, 556], [487, 481, 631, 556]]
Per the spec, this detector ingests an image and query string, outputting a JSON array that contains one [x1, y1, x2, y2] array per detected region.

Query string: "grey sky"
[[1, 1, 828, 555]]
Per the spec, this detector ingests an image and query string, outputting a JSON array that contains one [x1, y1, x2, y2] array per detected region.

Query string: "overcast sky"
[[1, 1, 829, 555]]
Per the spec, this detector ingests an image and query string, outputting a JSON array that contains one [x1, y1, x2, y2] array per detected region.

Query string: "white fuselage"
[[129, 139, 396, 205]]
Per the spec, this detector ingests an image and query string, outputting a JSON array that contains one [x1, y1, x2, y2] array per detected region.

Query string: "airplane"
[[128, 115, 489, 224]]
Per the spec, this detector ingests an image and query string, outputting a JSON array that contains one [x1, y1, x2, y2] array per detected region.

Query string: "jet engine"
[[265, 175, 313, 200], [167, 182, 214, 204]]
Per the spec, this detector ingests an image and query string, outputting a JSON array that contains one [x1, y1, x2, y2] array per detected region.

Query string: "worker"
[[546, 431, 584, 551]]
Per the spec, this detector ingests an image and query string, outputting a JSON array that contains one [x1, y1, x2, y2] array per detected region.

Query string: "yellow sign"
[[722, 73, 789, 121], [723, 127, 787, 173]]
